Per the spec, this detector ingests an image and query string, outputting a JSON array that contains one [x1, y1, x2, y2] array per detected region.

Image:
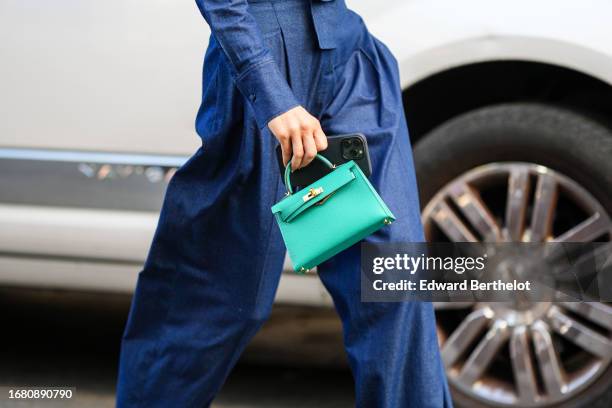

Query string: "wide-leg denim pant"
[[116, 0, 452, 406]]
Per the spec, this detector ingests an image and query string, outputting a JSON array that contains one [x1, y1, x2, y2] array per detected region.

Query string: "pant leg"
[[317, 15, 453, 408], [115, 34, 288, 407], [116, 1, 340, 403]]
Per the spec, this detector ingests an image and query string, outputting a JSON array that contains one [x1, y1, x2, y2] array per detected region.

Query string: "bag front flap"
[[271, 162, 356, 223]]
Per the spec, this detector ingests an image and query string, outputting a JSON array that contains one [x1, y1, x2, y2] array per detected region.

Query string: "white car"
[[0, 1, 611, 407]]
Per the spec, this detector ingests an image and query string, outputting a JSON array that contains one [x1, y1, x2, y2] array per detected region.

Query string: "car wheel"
[[414, 103, 612, 408]]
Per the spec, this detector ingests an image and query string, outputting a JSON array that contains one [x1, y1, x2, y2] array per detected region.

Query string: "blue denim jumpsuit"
[[116, 0, 452, 407]]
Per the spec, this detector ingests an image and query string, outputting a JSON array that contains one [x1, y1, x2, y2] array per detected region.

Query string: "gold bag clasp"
[[303, 187, 323, 202]]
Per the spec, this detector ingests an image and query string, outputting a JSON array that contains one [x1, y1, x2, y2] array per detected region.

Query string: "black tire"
[[414, 103, 612, 214], [413, 103, 612, 408]]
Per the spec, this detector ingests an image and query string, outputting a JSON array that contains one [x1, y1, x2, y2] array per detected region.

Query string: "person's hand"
[[268, 106, 327, 171]]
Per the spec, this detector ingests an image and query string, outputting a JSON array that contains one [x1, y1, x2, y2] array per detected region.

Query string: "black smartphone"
[[276, 133, 372, 189]]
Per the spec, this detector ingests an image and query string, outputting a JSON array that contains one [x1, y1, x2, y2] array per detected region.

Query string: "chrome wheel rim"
[[422, 162, 612, 407]]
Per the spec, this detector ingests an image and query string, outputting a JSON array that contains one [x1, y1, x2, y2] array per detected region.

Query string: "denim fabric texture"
[[116, 0, 453, 407]]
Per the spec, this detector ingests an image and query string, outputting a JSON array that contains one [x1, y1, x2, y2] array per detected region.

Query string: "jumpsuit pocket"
[[324, 32, 404, 135], [326, 47, 381, 120]]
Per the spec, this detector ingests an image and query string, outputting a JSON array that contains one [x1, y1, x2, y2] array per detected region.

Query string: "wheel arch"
[[397, 38, 612, 143]]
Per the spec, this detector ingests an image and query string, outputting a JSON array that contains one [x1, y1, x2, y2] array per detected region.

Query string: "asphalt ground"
[[0, 287, 354, 408]]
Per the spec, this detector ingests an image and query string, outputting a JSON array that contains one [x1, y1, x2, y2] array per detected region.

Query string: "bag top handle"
[[284, 154, 335, 195]]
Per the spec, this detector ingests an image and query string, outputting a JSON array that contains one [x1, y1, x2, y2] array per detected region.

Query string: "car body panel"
[[0, 0, 205, 155], [355, 0, 612, 87], [2, 1, 612, 155], [1, 0, 612, 302]]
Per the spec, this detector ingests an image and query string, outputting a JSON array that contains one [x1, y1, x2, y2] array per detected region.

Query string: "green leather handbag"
[[271, 154, 396, 274]]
